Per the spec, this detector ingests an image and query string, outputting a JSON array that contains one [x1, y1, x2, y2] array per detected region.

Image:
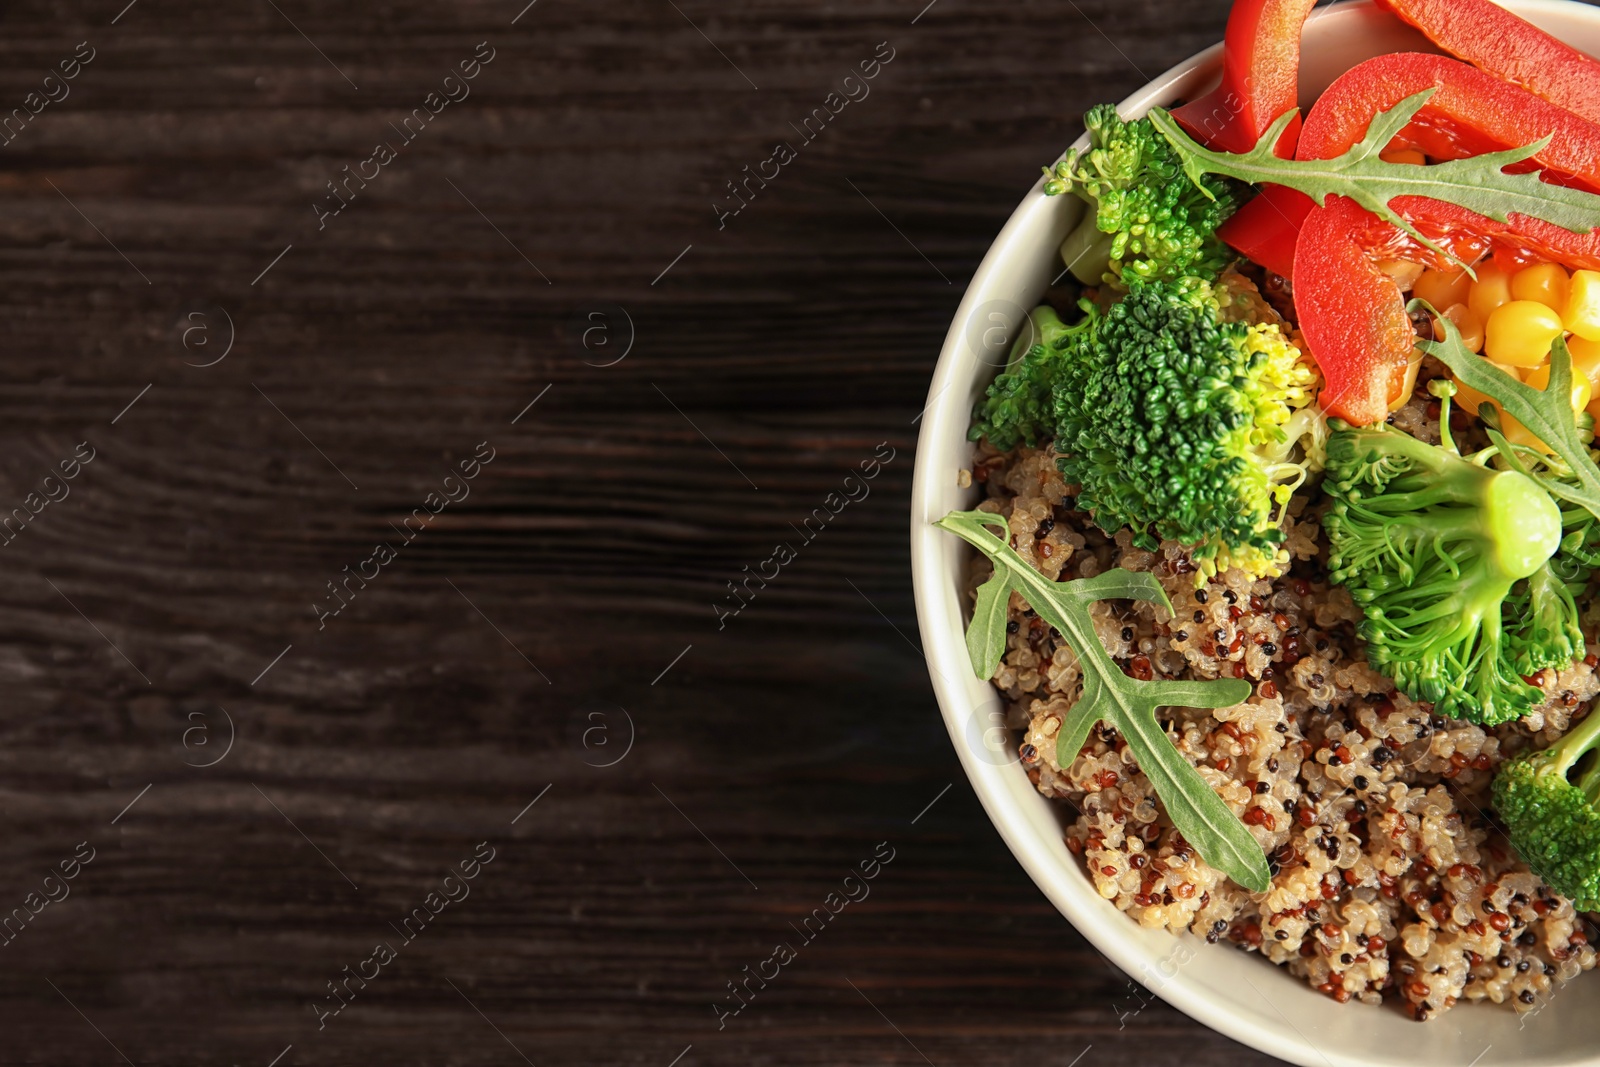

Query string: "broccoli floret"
[[1492, 708, 1600, 911], [1558, 506, 1600, 578], [969, 306, 1074, 452], [1323, 423, 1565, 725], [1506, 562, 1586, 677], [1046, 104, 1238, 288], [1048, 279, 1322, 580]]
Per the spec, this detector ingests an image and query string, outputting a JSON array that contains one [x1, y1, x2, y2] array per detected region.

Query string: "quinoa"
[[969, 439, 1599, 1018]]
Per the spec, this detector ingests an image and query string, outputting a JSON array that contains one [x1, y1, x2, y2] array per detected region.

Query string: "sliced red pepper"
[[1222, 52, 1600, 279], [1375, 0, 1600, 125], [1293, 197, 1417, 426], [1380, 197, 1600, 274], [1217, 186, 1312, 279], [1292, 192, 1600, 426], [1171, 0, 1318, 156], [1299, 53, 1600, 193]]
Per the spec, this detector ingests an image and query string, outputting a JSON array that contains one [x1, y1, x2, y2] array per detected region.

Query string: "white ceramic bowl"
[[910, 2, 1600, 1063]]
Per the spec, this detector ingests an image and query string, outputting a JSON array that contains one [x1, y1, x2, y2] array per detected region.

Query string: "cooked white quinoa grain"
[[970, 435, 1599, 1019]]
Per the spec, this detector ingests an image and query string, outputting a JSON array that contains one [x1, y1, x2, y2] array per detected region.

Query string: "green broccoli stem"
[[1339, 502, 1485, 545], [1544, 705, 1600, 796], [1344, 415, 1456, 472], [1005, 306, 1067, 374], [1374, 595, 1505, 670], [1429, 378, 1460, 455], [1349, 483, 1487, 515], [1375, 585, 1496, 632], [1579, 758, 1600, 806], [1060, 201, 1114, 285]]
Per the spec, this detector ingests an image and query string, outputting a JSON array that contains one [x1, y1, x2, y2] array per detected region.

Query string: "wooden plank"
[[0, 0, 1302, 1061]]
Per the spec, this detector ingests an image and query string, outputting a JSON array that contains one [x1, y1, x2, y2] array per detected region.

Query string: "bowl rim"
[[908, 3, 1600, 1063]]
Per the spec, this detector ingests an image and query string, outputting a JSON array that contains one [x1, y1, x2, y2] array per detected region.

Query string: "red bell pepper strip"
[[1171, 0, 1318, 156], [1380, 197, 1600, 274], [1217, 186, 1313, 279], [1293, 197, 1418, 427], [1375, 0, 1600, 125], [1220, 52, 1600, 279], [1294, 192, 1600, 426], [1299, 53, 1600, 193]]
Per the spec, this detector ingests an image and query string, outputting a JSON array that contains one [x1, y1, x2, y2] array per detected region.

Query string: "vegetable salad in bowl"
[[937, 0, 1600, 1021]]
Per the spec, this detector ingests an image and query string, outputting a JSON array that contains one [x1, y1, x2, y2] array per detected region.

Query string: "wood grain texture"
[[0, 0, 1564, 1063]]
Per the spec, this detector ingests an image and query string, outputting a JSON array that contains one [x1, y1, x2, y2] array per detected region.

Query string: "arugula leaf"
[[1147, 90, 1600, 270], [936, 510, 1270, 892], [967, 563, 1013, 680], [1416, 300, 1600, 519]]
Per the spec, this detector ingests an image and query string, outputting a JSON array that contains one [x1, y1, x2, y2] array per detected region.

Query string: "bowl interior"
[[910, 3, 1600, 1065]]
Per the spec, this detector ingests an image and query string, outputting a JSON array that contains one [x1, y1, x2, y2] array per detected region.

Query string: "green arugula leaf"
[[967, 563, 1013, 680], [1416, 300, 1600, 519], [1148, 90, 1600, 270], [936, 510, 1269, 892]]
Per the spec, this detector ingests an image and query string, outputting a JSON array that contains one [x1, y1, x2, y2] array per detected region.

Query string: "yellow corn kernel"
[[1376, 258, 1425, 291], [1432, 303, 1484, 354], [1379, 146, 1426, 166], [1564, 269, 1600, 341], [1414, 267, 1473, 312], [1505, 418, 1551, 452], [1485, 300, 1566, 367], [1569, 333, 1600, 390], [1468, 263, 1515, 321], [1452, 361, 1522, 415], [1504, 363, 1593, 452], [1511, 262, 1571, 312]]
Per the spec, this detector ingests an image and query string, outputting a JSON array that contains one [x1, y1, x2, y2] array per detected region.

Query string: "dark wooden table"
[[0, 0, 1442, 1063]]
